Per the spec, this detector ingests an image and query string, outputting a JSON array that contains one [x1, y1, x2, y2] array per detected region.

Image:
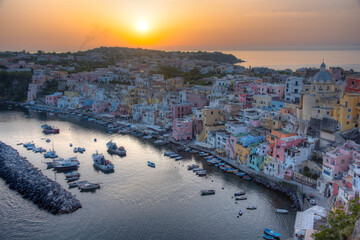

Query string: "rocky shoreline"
[[0, 141, 82, 214]]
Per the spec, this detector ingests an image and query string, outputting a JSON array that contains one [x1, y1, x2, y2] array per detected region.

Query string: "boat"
[[66, 176, 80, 182], [69, 143, 73, 147], [44, 151, 58, 158], [154, 139, 168, 146], [235, 196, 247, 200], [170, 154, 179, 158], [234, 190, 246, 196], [238, 209, 243, 216], [147, 161, 155, 168], [26, 144, 35, 150], [53, 160, 79, 171], [73, 147, 78, 153], [275, 209, 289, 214], [246, 206, 257, 210], [244, 176, 252, 181], [264, 228, 281, 238], [79, 182, 101, 192], [193, 168, 204, 172], [68, 180, 89, 188], [196, 170, 207, 176], [142, 135, 153, 139], [46, 139, 51, 143], [41, 124, 60, 134], [65, 172, 80, 178], [33, 147, 46, 153], [92, 152, 114, 172], [164, 152, 175, 156], [201, 190, 215, 195], [235, 172, 246, 177], [106, 140, 126, 156], [187, 164, 199, 170], [175, 156, 183, 160], [77, 147, 86, 153], [310, 199, 316, 205], [263, 234, 275, 240]]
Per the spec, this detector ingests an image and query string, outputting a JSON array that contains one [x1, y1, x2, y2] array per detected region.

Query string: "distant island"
[[0, 47, 244, 65]]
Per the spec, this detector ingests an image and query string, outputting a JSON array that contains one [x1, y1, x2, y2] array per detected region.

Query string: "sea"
[[0, 106, 296, 240], [225, 49, 360, 71]]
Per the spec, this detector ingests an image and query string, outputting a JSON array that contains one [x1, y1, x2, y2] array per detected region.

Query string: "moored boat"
[[44, 150, 58, 158], [263, 234, 275, 240], [41, 124, 60, 134], [175, 156, 183, 160], [147, 161, 155, 167], [234, 190, 246, 196], [187, 164, 199, 170], [246, 205, 257, 210], [235, 196, 247, 200], [201, 190, 215, 195], [275, 209, 289, 214], [79, 182, 101, 192], [264, 228, 281, 238], [196, 170, 207, 176], [106, 140, 126, 156], [154, 139, 168, 146], [92, 152, 114, 172], [238, 209, 243, 216]]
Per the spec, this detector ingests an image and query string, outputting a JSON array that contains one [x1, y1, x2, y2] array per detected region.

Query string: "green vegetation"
[[302, 166, 320, 180], [153, 65, 226, 86], [313, 199, 360, 240], [40, 79, 59, 96], [0, 71, 32, 102]]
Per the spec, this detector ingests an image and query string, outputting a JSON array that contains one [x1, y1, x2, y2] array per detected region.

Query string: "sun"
[[137, 21, 149, 33]]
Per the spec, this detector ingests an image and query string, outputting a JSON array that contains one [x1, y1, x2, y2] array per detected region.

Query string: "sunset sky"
[[0, 0, 360, 52]]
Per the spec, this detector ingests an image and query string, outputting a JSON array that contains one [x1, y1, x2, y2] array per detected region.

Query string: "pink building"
[[225, 135, 241, 159], [272, 136, 306, 163], [45, 93, 63, 106], [185, 92, 208, 108], [322, 140, 360, 180], [172, 102, 193, 119], [172, 119, 193, 141], [256, 83, 285, 99]]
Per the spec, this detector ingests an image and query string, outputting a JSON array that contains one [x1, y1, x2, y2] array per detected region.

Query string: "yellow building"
[[235, 143, 253, 165], [196, 125, 225, 143], [261, 117, 282, 130], [202, 107, 224, 126], [253, 95, 272, 109], [333, 92, 360, 131], [64, 91, 79, 97]]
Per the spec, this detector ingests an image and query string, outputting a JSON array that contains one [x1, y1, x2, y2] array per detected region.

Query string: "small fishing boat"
[[106, 140, 126, 156], [92, 152, 114, 172], [164, 152, 175, 156], [33, 147, 46, 153], [66, 176, 80, 182], [44, 151, 58, 158], [46, 139, 51, 143], [244, 177, 252, 181], [147, 161, 155, 168], [169, 154, 179, 158], [65, 172, 80, 178], [275, 209, 289, 214], [201, 190, 215, 195], [238, 209, 243, 216], [73, 147, 78, 153], [187, 164, 199, 170], [69, 143, 73, 147], [68, 180, 89, 188], [234, 190, 246, 196], [196, 170, 207, 176], [246, 206, 257, 210], [235, 196, 247, 200], [79, 182, 101, 192], [263, 234, 275, 240], [53, 160, 79, 171], [77, 147, 85, 153], [142, 135, 153, 139], [175, 156, 183, 160], [264, 228, 281, 238], [41, 124, 60, 134], [193, 168, 204, 172]]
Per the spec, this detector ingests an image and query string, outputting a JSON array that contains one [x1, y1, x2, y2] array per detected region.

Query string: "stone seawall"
[[0, 142, 82, 214]]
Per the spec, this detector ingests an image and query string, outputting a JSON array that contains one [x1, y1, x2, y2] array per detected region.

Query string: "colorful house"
[[172, 118, 193, 141]]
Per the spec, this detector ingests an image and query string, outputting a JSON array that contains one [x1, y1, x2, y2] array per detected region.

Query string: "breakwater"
[[0, 142, 82, 214]]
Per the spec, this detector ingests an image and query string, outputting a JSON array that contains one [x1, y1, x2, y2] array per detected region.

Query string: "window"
[[211, 111, 213, 115], [345, 101, 348, 107], [341, 159, 345, 164], [347, 115, 351, 120], [348, 108, 352, 113]]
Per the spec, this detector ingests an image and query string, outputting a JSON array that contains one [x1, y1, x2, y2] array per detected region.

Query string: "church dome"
[[313, 62, 333, 83]]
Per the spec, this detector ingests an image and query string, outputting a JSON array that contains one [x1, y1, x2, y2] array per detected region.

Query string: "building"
[[172, 118, 193, 141]]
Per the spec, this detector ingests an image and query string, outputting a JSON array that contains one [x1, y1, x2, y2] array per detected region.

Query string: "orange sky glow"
[[0, 0, 359, 52]]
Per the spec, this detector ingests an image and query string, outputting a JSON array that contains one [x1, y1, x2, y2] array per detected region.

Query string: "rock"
[[0, 142, 81, 214]]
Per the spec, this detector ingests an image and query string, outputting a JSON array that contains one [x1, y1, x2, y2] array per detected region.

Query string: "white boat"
[[234, 190, 246, 196], [196, 170, 207, 176], [79, 183, 101, 191], [106, 140, 126, 156], [246, 206, 257, 210], [193, 168, 204, 172], [92, 152, 114, 172], [275, 209, 289, 214], [154, 139, 168, 146], [235, 196, 247, 200]]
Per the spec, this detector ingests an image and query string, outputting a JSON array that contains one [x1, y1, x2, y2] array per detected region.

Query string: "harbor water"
[[0, 107, 296, 240]]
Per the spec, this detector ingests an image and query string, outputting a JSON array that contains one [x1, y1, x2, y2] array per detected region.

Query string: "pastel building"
[[172, 102, 193, 119], [235, 135, 266, 165], [322, 140, 360, 180], [285, 77, 304, 104], [172, 118, 193, 141], [45, 92, 63, 106], [253, 95, 272, 109]]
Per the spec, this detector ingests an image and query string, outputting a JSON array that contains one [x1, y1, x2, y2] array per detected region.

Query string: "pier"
[[0, 142, 82, 214]]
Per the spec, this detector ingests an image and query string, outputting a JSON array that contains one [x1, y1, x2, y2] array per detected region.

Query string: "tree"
[[313, 199, 360, 240]]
